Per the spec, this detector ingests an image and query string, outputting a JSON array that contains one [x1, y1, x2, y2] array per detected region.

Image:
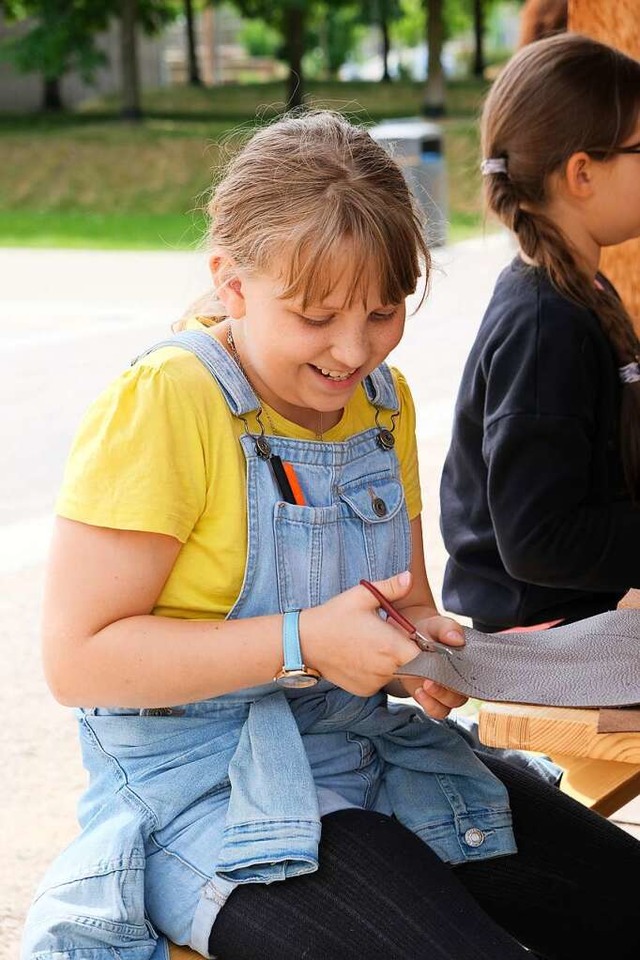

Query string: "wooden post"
[[568, 0, 640, 330]]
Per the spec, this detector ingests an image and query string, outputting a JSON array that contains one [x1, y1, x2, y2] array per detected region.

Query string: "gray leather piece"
[[396, 610, 640, 707]]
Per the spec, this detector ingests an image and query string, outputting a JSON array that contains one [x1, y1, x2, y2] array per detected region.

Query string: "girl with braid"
[[441, 33, 640, 633]]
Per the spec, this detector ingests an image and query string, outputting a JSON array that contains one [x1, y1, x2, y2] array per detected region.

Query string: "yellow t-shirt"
[[57, 323, 422, 620]]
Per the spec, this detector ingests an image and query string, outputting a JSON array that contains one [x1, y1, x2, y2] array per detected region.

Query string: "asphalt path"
[[0, 235, 517, 956]]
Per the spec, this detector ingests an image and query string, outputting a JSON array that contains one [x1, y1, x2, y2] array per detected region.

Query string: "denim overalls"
[[23, 332, 516, 960]]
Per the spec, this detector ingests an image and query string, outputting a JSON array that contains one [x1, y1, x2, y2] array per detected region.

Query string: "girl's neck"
[[539, 197, 602, 277], [519, 242, 600, 279]]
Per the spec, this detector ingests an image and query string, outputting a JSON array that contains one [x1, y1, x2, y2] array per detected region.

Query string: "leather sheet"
[[396, 609, 640, 709]]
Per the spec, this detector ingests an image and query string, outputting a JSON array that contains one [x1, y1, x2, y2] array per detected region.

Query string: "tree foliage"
[[0, 0, 110, 82], [233, 0, 371, 100], [319, 2, 365, 79], [0, 0, 180, 113], [231, 0, 309, 108], [0, 0, 178, 80]]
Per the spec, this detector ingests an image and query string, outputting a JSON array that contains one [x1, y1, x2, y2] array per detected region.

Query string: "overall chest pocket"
[[274, 476, 410, 611]]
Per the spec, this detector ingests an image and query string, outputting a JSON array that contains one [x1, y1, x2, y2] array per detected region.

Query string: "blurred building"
[[0, 13, 165, 111], [0, 6, 280, 112]]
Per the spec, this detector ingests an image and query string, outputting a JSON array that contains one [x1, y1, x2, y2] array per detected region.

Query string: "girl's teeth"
[[318, 367, 353, 380]]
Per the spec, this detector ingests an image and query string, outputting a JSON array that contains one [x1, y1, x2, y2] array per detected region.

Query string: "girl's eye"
[[297, 307, 399, 325], [299, 314, 334, 326]]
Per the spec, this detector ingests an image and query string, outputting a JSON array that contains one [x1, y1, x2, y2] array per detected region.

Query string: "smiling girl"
[[24, 110, 640, 960]]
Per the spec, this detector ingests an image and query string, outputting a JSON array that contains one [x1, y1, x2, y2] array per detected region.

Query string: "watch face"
[[275, 669, 320, 689]]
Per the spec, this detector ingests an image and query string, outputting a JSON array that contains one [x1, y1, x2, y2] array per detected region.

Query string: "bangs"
[[267, 210, 428, 311]]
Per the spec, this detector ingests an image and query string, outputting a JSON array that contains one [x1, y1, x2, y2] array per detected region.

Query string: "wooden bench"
[[479, 701, 640, 815], [478, 588, 640, 816], [169, 946, 200, 960]]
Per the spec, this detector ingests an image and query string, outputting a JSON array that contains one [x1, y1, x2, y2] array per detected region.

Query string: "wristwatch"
[[274, 610, 321, 688]]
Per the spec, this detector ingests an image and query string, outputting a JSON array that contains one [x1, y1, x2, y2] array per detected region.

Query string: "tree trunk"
[[422, 0, 445, 117], [42, 77, 64, 112], [472, 0, 485, 78], [285, 4, 305, 111], [380, 14, 391, 83], [184, 0, 202, 86], [120, 0, 142, 121]]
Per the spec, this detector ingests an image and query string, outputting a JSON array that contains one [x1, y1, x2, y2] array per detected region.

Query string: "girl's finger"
[[424, 615, 466, 647], [419, 679, 468, 708], [413, 689, 453, 720]]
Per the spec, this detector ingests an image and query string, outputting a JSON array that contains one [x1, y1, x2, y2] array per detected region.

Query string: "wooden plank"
[[568, 0, 640, 332], [550, 752, 640, 815], [569, 0, 640, 57], [478, 702, 640, 763], [169, 945, 201, 960]]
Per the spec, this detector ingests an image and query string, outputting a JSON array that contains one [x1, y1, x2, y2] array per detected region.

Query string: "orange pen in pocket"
[[283, 461, 306, 506]]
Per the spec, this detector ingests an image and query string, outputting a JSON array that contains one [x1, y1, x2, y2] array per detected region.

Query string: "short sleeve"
[[56, 359, 209, 542], [391, 368, 422, 520]]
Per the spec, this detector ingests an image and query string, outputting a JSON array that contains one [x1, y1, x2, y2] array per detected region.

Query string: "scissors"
[[360, 579, 456, 658]]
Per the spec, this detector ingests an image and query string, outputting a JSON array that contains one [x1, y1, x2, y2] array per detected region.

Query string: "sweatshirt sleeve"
[[482, 298, 640, 591]]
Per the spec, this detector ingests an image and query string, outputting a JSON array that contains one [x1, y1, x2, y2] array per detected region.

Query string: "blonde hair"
[[179, 110, 429, 323], [481, 33, 640, 499]]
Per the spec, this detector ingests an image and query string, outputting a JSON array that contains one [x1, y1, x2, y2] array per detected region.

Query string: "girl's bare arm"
[[41, 517, 286, 707], [42, 517, 420, 707]]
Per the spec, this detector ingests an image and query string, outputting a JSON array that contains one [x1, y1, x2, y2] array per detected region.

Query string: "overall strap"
[[133, 330, 260, 416], [363, 363, 400, 411]]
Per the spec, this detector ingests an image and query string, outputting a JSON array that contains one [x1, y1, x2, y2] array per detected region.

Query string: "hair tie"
[[619, 361, 640, 385], [480, 157, 508, 176]]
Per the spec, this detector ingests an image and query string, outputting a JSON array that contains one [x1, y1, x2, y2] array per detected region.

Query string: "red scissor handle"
[[360, 578, 417, 637]]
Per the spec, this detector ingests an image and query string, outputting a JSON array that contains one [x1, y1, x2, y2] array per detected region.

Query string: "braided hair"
[[481, 33, 640, 499]]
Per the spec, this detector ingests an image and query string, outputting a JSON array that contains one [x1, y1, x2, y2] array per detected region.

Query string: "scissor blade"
[[414, 632, 458, 657]]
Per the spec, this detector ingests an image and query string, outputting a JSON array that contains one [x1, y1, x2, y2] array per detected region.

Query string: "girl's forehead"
[[273, 241, 388, 308]]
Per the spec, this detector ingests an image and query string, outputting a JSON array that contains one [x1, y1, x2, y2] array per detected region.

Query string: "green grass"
[[0, 78, 489, 250], [0, 211, 207, 249]]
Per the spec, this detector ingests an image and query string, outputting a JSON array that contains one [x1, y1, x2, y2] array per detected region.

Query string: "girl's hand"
[[301, 572, 422, 697], [409, 679, 468, 720], [411, 612, 465, 647], [395, 614, 467, 718]]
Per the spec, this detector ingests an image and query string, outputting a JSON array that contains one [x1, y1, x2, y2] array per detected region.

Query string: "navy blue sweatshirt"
[[440, 257, 640, 630]]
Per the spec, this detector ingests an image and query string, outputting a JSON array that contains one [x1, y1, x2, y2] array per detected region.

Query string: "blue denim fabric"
[[446, 715, 564, 787], [23, 332, 516, 960]]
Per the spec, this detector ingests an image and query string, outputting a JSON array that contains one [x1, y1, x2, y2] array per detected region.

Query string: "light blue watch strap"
[[282, 610, 304, 671]]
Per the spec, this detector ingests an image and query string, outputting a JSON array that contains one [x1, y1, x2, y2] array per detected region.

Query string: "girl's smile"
[[313, 365, 359, 382]]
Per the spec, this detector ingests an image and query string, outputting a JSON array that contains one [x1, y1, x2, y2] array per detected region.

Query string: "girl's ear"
[[564, 151, 596, 199], [209, 252, 246, 318]]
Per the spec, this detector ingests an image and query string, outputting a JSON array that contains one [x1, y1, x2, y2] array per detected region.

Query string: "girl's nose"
[[331, 328, 369, 369]]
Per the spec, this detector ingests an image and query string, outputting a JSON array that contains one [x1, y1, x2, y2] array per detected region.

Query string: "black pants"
[[209, 755, 640, 960]]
